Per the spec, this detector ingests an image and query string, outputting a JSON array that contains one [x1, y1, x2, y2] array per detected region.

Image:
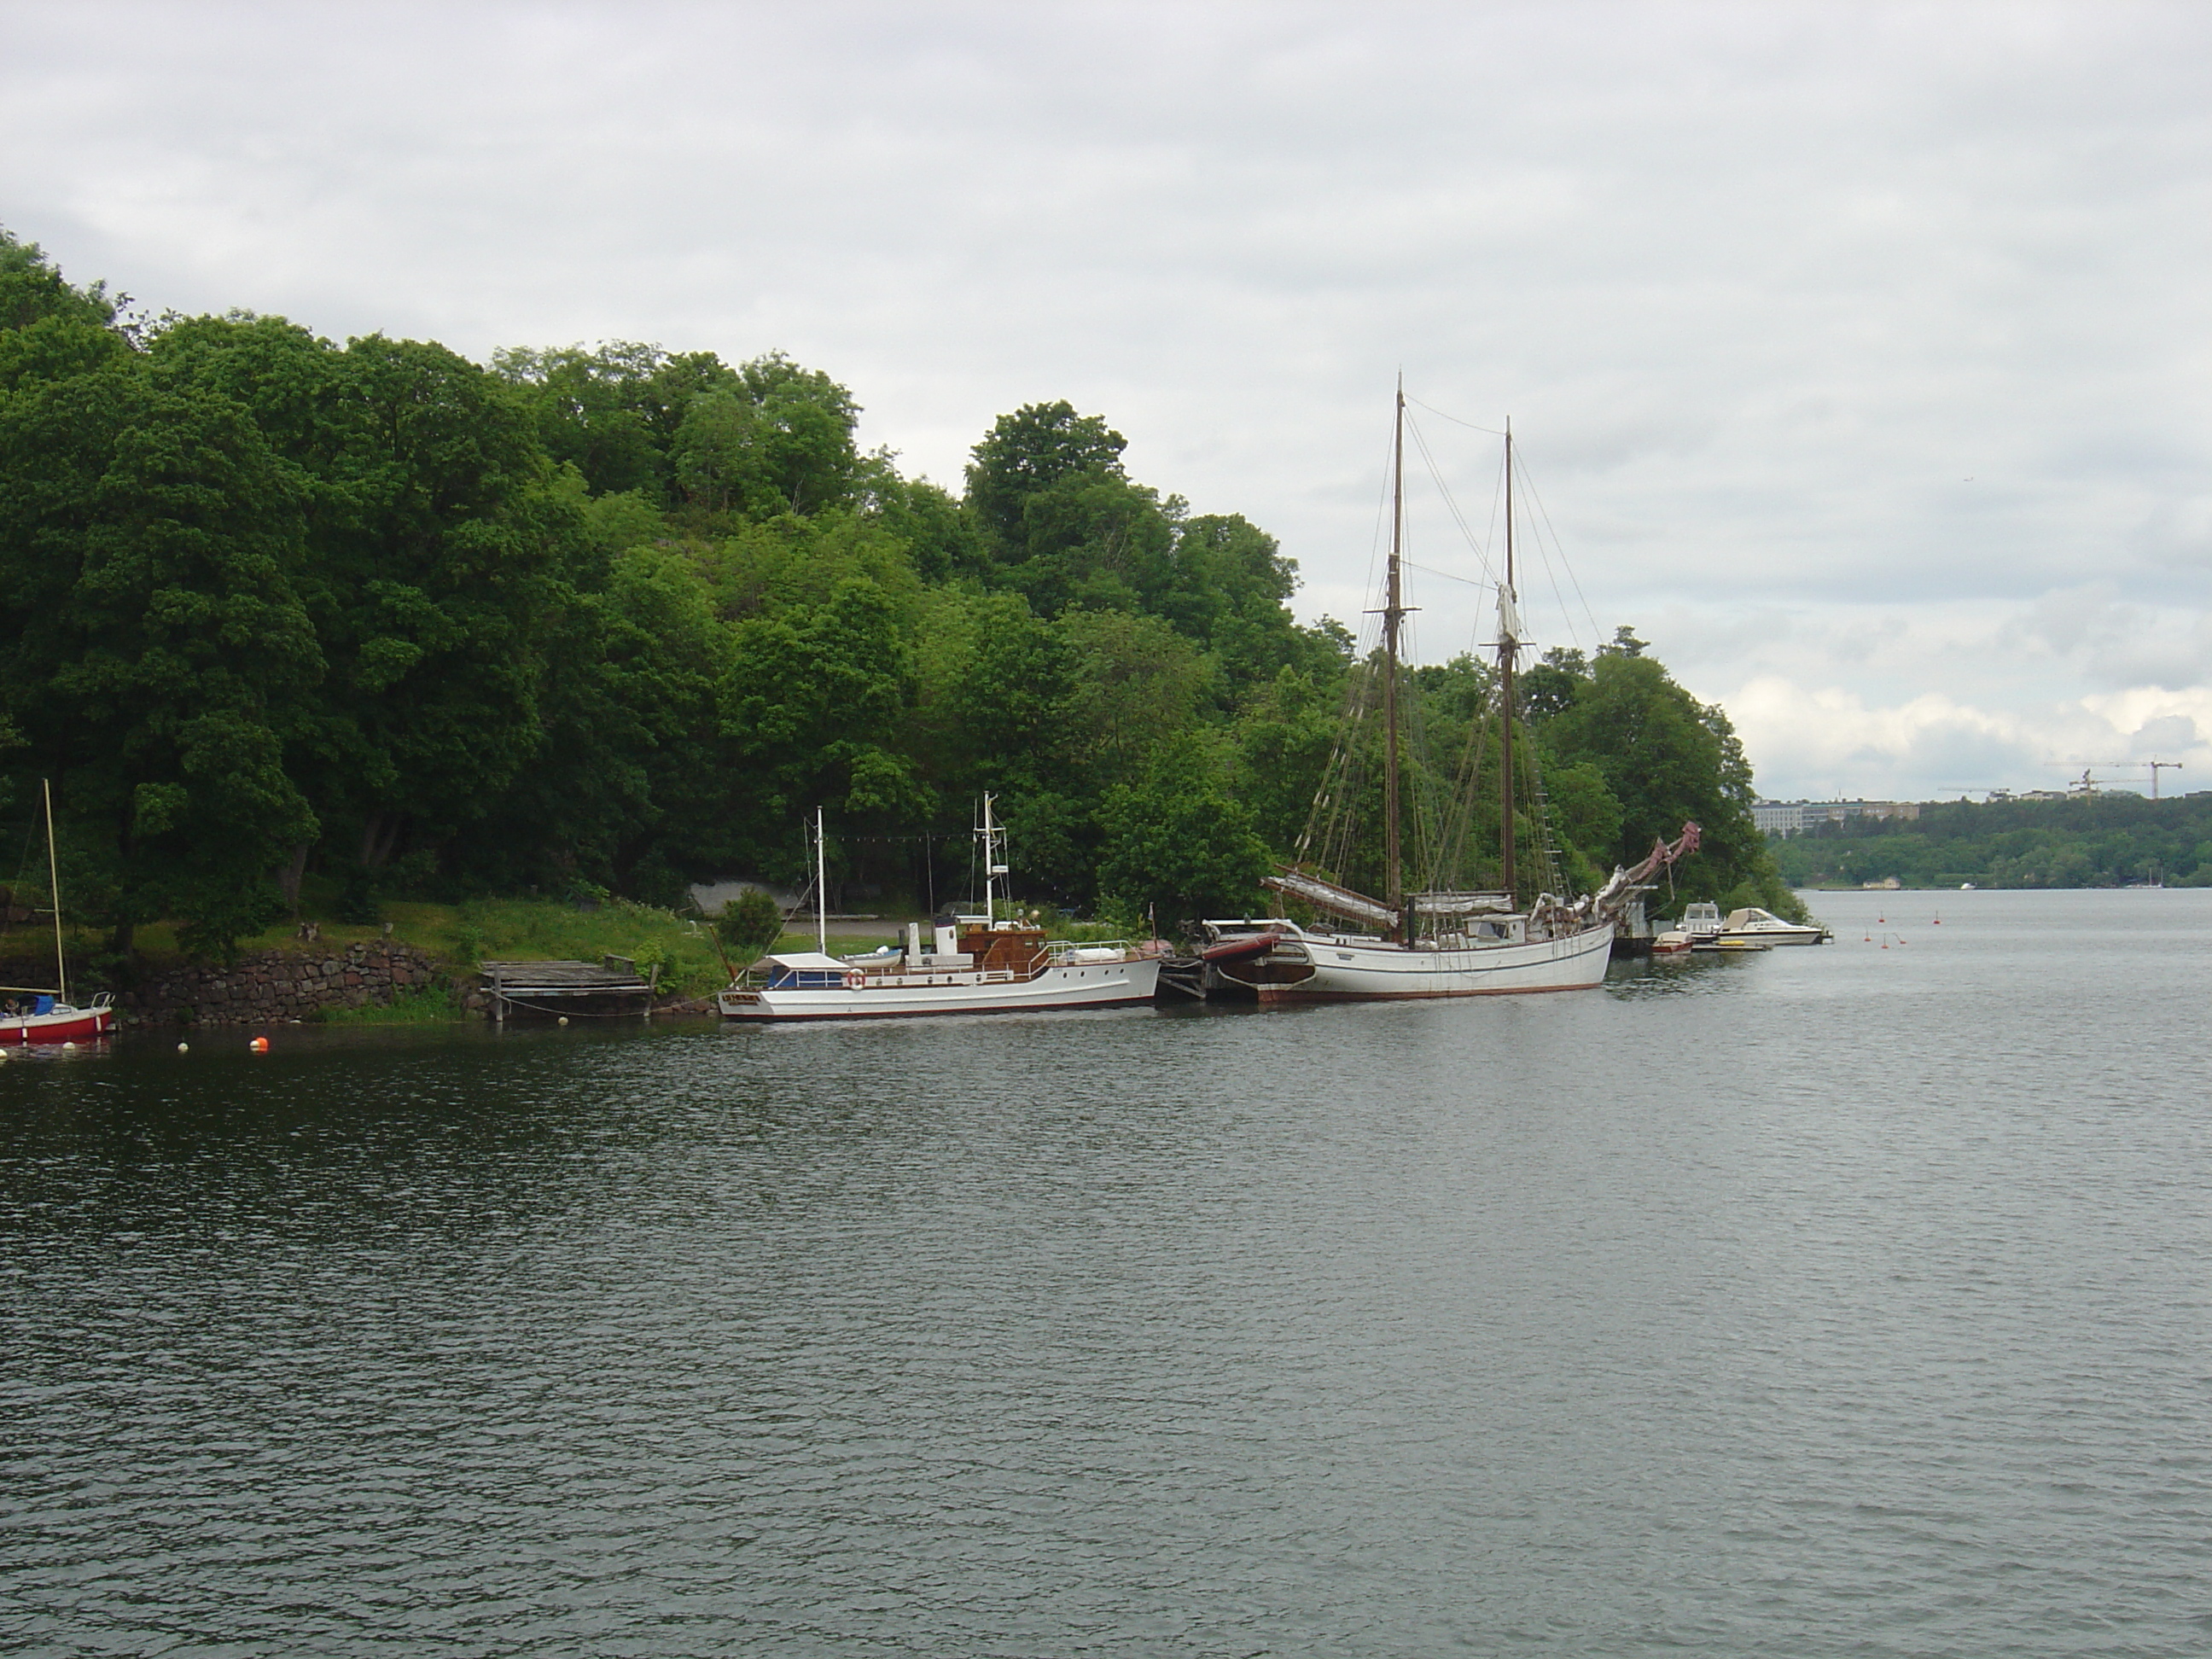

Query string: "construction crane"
[[2045, 759, 2186, 799]]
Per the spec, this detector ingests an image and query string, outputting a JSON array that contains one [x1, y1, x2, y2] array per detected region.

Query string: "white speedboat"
[[718, 798, 1161, 1022], [1718, 906, 1831, 946]]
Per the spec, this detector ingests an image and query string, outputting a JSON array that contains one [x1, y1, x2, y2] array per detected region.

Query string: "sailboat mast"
[[814, 806, 829, 957], [44, 777, 66, 1004], [981, 792, 998, 923], [1499, 422, 1518, 905], [1382, 382, 1406, 928]]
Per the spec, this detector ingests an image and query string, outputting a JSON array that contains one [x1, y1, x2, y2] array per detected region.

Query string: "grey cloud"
[[6, 0, 2211, 795]]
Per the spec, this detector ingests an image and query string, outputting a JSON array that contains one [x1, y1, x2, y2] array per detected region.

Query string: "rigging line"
[[1407, 396, 1507, 437], [1359, 417, 1397, 635], [1400, 559, 1493, 588], [1497, 439, 1577, 657], [1402, 413, 1502, 588], [1511, 452, 1603, 652], [1523, 515, 1579, 661]]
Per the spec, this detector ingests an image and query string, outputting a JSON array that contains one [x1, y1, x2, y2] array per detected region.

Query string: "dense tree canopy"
[[0, 227, 1794, 966]]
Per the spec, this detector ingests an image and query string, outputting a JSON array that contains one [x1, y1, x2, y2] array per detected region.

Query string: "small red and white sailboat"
[[3, 780, 114, 1045]]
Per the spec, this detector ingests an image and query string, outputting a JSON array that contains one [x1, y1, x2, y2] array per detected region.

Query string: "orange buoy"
[[249, 1036, 271, 1053]]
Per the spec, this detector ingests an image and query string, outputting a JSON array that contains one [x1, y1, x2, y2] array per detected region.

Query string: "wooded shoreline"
[[3, 227, 1796, 986]]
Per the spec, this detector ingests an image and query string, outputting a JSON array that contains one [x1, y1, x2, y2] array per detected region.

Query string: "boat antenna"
[[1499, 421, 1518, 905], [1382, 380, 1407, 937], [814, 806, 828, 957], [44, 778, 67, 1004]]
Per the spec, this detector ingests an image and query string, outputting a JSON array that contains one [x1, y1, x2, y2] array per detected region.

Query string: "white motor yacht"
[[1719, 906, 1831, 946]]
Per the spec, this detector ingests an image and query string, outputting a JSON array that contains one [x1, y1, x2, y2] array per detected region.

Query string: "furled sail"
[[1262, 868, 1398, 929]]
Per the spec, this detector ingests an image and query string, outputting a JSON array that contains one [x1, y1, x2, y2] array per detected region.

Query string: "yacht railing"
[[731, 938, 1153, 993]]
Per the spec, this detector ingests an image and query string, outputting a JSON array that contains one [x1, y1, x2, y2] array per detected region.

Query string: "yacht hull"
[[719, 957, 1161, 1021], [1720, 925, 1829, 946]]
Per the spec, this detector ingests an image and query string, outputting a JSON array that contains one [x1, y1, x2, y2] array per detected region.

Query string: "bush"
[[717, 890, 786, 961]]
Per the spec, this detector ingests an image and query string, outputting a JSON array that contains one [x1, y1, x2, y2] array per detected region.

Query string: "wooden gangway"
[[482, 957, 657, 1023]]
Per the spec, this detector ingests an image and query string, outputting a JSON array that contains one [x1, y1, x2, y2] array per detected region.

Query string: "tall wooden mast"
[[44, 777, 67, 1004], [1499, 422, 1519, 905], [1382, 381, 1406, 933]]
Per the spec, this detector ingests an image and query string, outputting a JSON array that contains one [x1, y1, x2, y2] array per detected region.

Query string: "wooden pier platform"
[[482, 957, 658, 1022]]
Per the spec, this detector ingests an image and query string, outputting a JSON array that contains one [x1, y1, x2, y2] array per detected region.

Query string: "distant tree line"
[[1771, 794, 2212, 889], [1, 228, 1792, 966]]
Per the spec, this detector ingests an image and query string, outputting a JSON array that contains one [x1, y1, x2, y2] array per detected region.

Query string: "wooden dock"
[[482, 957, 658, 1023]]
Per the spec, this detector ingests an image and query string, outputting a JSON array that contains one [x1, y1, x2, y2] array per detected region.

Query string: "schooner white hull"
[[1223, 918, 1616, 1002]]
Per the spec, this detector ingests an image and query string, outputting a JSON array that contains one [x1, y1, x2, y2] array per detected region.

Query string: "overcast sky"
[[6, 1, 2209, 800]]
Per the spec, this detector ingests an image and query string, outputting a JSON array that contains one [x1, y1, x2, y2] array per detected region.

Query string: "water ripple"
[[5, 891, 2212, 1654]]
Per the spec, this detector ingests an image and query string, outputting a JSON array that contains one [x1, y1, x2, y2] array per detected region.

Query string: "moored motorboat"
[[1677, 901, 1723, 944], [1719, 906, 1831, 946], [718, 798, 1161, 1022]]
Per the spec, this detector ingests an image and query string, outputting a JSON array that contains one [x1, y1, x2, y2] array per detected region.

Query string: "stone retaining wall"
[[117, 941, 447, 1027]]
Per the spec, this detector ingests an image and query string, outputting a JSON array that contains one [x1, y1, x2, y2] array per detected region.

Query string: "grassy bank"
[[12, 899, 1155, 1015], [9, 899, 909, 1007]]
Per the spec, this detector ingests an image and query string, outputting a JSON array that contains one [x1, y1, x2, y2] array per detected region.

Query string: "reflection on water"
[[6, 890, 2212, 1656]]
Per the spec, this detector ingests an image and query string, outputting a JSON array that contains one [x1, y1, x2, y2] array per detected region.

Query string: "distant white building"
[[1754, 800, 1922, 836], [1752, 800, 1805, 835]]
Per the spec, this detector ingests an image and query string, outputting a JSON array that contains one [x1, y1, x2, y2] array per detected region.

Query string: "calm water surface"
[[5, 889, 2211, 1656]]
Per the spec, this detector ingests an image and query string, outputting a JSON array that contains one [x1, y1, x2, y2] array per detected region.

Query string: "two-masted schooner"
[[1201, 388, 1698, 1001]]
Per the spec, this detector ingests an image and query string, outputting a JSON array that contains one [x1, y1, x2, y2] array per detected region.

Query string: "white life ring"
[[845, 970, 864, 990]]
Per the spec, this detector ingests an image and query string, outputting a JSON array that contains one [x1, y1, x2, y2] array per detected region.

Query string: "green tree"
[[965, 400, 1128, 544], [0, 359, 323, 958], [1541, 644, 1790, 911], [1057, 608, 1211, 789], [671, 352, 861, 522], [490, 341, 739, 502], [0, 227, 128, 393], [1097, 738, 1272, 930]]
